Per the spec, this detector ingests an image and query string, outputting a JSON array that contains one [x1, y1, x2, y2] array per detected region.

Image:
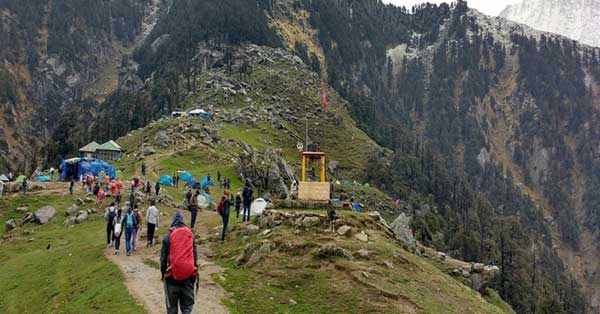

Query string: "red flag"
[[321, 81, 327, 110]]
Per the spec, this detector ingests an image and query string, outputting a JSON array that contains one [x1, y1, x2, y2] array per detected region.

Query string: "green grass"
[[143, 258, 160, 270], [0, 194, 145, 314]]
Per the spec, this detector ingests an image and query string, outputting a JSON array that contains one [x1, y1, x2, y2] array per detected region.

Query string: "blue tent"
[[200, 176, 215, 190], [59, 158, 116, 181], [180, 171, 194, 184], [159, 175, 174, 186], [36, 176, 50, 182]]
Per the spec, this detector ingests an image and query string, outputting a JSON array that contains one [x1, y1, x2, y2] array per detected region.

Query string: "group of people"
[[104, 200, 160, 256]]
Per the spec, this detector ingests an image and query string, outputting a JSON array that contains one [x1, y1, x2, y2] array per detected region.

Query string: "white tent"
[[0, 174, 8, 182], [250, 198, 268, 216], [188, 109, 207, 115]]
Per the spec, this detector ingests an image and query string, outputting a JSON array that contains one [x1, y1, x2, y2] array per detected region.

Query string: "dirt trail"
[[106, 210, 229, 314]]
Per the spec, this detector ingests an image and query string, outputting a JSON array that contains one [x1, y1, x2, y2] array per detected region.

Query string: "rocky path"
[[106, 210, 229, 314]]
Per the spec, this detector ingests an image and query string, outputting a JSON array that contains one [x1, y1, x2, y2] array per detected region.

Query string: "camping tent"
[[0, 174, 8, 182], [159, 175, 174, 186], [250, 198, 268, 216], [200, 176, 215, 190], [36, 176, 50, 182], [188, 109, 211, 121], [59, 158, 116, 181], [197, 192, 213, 209], [180, 171, 194, 184], [15, 175, 27, 183]]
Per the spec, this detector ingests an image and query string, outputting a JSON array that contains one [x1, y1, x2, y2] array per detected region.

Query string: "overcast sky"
[[382, 0, 522, 16]]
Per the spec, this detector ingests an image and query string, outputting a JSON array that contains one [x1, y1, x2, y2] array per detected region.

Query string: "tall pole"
[[305, 114, 309, 151]]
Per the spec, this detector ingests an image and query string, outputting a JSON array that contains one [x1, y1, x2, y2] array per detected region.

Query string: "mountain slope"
[[500, 0, 600, 47]]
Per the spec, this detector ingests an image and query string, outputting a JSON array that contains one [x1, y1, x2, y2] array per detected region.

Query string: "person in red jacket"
[[161, 212, 198, 314]]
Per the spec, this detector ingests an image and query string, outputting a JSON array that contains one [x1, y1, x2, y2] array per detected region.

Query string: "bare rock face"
[[34, 206, 57, 224], [390, 213, 416, 250], [237, 145, 296, 199]]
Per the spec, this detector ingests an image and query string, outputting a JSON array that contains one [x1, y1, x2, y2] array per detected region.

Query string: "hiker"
[[218, 193, 233, 241], [225, 178, 231, 190], [242, 183, 254, 222], [329, 179, 334, 199], [141, 162, 146, 176], [145, 181, 152, 198], [217, 171, 221, 185], [189, 190, 200, 229], [235, 192, 242, 219], [49, 167, 55, 181], [129, 193, 136, 208], [174, 173, 179, 188], [97, 187, 106, 209], [115, 191, 122, 207], [113, 206, 123, 254], [116, 179, 124, 195], [93, 182, 100, 196], [105, 202, 117, 248], [132, 204, 143, 252], [21, 178, 28, 195], [104, 174, 110, 189], [110, 180, 117, 197], [155, 181, 161, 196], [123, 206, 139, 256], [184, 188, 192, 208], [147, 200, 159, 247], [327, 201, 337, 232], [161, 211, 198, 314], [69, 179, 74, 195]]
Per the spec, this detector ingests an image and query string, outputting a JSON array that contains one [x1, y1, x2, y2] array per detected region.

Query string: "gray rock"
[[327, 160, 340, 177], [66, 204, 79, 216], [154, 130, 171, 148], [75, 198, 85, 206], [143, 146, 156, 156], [472, 263, 485, 273], [357, 249, 370, 259], [64, 216, 77, 226], [355, 232, 368, 242], [236, 243, 257, 266], [5, 219, 17, 232], [302, 216, 321, 228], [314, 245, 354, 260], [75, 210, 89, 224], [15, 207, 28, 214], [245, 224, 260, 235], [337, 225, 352, 236], [246, 243, 272, 267], [390, 213, 416, 250], [34, 206, 57, 224]]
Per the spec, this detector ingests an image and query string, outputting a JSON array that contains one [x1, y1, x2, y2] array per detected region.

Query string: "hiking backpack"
[[217, 201, 224, 216], [114, 217, 122, 237], [107, 208, 116, 224], [126, 213, 134, 228], [168, 227, 196, 280]]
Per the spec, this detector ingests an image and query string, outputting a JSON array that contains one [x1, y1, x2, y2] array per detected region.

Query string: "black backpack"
[[107, 207, 117, 224]]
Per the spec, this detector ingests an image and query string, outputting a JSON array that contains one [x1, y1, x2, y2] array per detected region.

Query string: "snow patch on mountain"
[[500, 0, 600, 47]]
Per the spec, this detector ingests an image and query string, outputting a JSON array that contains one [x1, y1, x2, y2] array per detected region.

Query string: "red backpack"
[[217, 201, 224, 216], [168, 227, 196, 281]]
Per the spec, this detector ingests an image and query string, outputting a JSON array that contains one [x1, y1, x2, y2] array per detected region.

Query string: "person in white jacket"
[[146, 200, 160, 247]]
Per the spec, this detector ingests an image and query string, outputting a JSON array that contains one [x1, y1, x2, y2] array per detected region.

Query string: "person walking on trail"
[[217, 171, 221, 186], [123, 206, 138, 256], [147, 200, 160, 247], [218, 193, 233, 241], [49, 167, 55, 181], [97, 187, 106, 209], [141, 162, 147, 176], [132, 204, 143, 252], [161, 211, 198, 314], [69, 179, 74, 195], [155, 181, 161, 196], [184, 188, 192, 208], [22, 178, 28, 195], [113, 206, 124, 255], [93, 182, 100, 196], [145, 181, 152, 199], [189, 190, 200, 229], [242, 183, 254, 222], [235, 192, 242, 219], [105, 202, 117, 248]]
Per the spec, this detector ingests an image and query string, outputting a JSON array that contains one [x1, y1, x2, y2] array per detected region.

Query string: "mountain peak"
[[500, 0, 600, 47]]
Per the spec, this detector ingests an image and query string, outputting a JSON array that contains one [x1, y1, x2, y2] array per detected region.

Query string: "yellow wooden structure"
[[298, 152, 330, 201]]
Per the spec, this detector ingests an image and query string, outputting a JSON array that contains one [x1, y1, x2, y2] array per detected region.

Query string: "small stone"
[[261, 229, 272, 236], [289, 299, 297, 305], [66, 204, 79, 216], [75, 198, 85, 206], [64, 216, 77, 226], [355, 232, 368, 242], [336, 225, 351, 236], [245, 224, 260, 235], [383, 261, 394, 269], [357, 249, 370, 259], [15, 207, 28, 214], [462, 270, 470, 278], [75, 210, 89, 224], [5, 219, 17, 232], [302, 216, 321, 228], [472, 263, 485, 273]]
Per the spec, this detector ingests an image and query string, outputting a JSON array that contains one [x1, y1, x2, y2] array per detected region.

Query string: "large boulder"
[[390, 213, 416, 250], [34, 206, 57, 224], [302, 216, 321, 228], [237, 145, 296, 199], [5, 219, 17, 232], [154, 130, 171, 148], [246, 242, 272, 267], [337, 225, 352, 236]]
